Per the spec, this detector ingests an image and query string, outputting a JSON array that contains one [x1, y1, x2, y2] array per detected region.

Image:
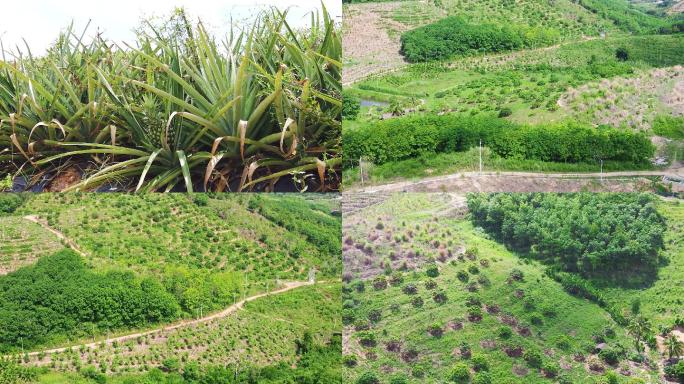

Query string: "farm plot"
[[14, 193, 341, 281], [0, 216, 64, 274], [342, 1, 444, 84], [343, 193, 683, 383], [23, 283, 340, 376], [560, 65, 684, 131]]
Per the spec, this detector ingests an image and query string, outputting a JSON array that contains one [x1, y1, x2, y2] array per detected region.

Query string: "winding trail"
[[22, 215, 86, 257], [349, 168, 684, 193], [20, 280, 314, 358]]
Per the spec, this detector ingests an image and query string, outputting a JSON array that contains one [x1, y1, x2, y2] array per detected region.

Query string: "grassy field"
[[342, 193, 683, 383]]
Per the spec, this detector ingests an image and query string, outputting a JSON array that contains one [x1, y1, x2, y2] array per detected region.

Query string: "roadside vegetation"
[[342, 192, 684, 383], [0, 7, 341, 192]]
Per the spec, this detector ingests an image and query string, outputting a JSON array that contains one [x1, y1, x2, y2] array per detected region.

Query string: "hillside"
[[343, 0, 684, 190], [342, 193, 684, 383], [0, 193, 342, 383]]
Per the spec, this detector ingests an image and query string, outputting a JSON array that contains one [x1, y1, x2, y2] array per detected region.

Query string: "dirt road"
[[349, 169, 684, 193], [20, 280, 314, 358]]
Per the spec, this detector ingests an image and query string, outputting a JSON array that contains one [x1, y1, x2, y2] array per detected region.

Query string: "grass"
[[342, 147, 655, 188], [1, 7, 341, 192], [342, 193, 680, 383]]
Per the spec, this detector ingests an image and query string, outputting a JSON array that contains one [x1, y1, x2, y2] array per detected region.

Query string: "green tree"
[[627, 316, 652, 353], [665, 334, 683, 360]]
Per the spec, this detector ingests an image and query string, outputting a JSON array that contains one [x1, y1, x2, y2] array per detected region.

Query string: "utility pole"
[[359, 157, 364, 186], [479, 140, 483, 174]]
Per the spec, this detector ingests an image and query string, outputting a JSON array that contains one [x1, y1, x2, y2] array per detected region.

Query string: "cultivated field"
[[342, 193, 684, 383], [0, 193, 342, 383]]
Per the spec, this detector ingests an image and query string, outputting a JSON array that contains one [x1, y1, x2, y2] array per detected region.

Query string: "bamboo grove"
[[0, 6, 341, 192]]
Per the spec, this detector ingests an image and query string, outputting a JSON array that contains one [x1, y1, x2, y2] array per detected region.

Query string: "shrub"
[[426, 264, 440, 277], [665, 360, 684, 381], [357, 332, 377, 347], [543, 361, 560, 378], [615, 47, 630, 61], [523, 348, 543, 368], [604, 371, 620, 384], [412, 296, 424, 307], [356, 372, 380, 384], [433, 290, 448, 304], [368, 309, 382, 323], [471, 354, 489, 372], [343, 355, 358, 367], [448, 363, 471, 383], [555, 335, 572, 351], [457, 270, 470, 282], [343, 93, 361, 120], [473, 372, 492, 384], [372, 276, 388, 290], [530, 313, 543, 326], [498, 107, 512, 118], [389, 272, 404, 286], [428, 323, 444, 337], [498, 326, 513, 339], [389, 374, 409, 384], [402, 283, 418, 295], [599, 348, 621, 365]]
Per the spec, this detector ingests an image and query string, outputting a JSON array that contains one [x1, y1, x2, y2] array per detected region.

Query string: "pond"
[[360, 99, 389, 108]]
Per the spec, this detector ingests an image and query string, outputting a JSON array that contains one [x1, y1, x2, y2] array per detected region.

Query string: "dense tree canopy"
[[0, 250, 180, 352], [467, 193, 666, 276], [400, 17, 560, 62], [343, 115, 654, 168]]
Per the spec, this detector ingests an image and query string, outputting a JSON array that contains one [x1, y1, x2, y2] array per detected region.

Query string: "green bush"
[[653, 115, 684, 139], [0, 194, 23, 215], [343, 93, 361, 120], [400, 17, 559, 62], [357, 372, 381, 384], [471, 354, 489, 372], [343, 115, 654, 169], [523, 348, 543, 368], [665, 360, 684, 382], [448, 363, 471, 383]]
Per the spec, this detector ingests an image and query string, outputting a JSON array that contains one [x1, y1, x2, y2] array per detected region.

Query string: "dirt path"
[[22, 215, 86, 257], [349, 168, 684, 193], [19, 280, 314, 358]]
